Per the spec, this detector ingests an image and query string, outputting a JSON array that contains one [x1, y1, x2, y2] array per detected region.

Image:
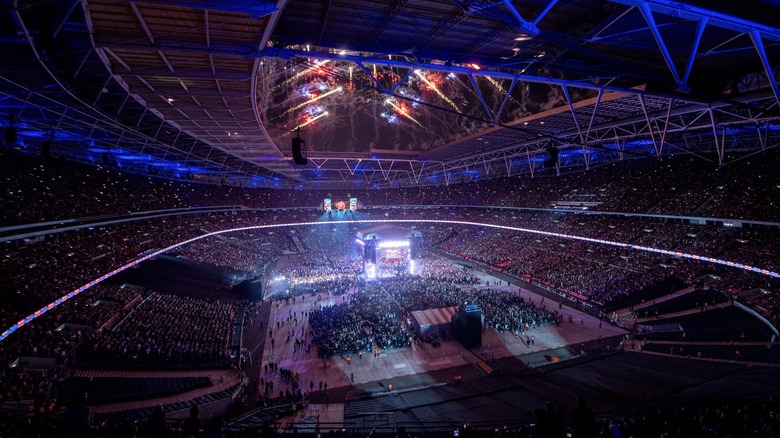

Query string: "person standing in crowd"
[[569, 396, 597, 438], [183, 405, 203, 438], [62, 391, 92, 438]]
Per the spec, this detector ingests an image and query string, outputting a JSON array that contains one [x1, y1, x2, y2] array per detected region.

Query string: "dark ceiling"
[[1, 0, 779, 188]]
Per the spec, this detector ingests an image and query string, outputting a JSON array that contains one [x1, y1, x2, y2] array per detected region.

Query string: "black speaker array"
[[365, 240, 377, 264], [292, 138, 307, 165], [409, 239, 420, 260], [452, 306, 482, 348], [544, 146, 559, 168], [4, 127, 17, 145], [41, 140, 65, 164]]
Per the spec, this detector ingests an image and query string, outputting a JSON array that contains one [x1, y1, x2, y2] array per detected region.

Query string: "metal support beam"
[[53, 0, 81, 40], [562, 85, 589, 168], [638, 94, 661, 156], [467, 72, 497, 125], [682, 18, 707, 86], [495, 76, 518, 122], [532, 0, 559, 27], [94, 34, 260, 57], [637, 3, 686, 92], [708, 107, 724, 165], [658, 97, 674, 156], [390, 68, 414, 93], [750, 30, 780, 110], [130, 2, 155, 44], [756, 122, 767, 151], [608, 0, 780, 42], [355, 61, 392, 95], [501, 0, 540, 36], [584, 87, 604, 145], [128, 0, 278, 18]]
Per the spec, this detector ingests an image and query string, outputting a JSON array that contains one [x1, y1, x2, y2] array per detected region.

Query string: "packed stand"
[[0, 285, 138, 408], [174, 236, 276, 273], [2, 147, 779, 226], [81, 293, 237, 368]]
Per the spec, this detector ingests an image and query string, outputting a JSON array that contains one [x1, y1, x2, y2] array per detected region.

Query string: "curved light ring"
[[2, 219, 777, 342]]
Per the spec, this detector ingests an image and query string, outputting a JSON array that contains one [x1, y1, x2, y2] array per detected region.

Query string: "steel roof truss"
[[682, 18, 708, 87], [708, 107, 724, 165], [355, 61, 391, 95], [467, 71, 497, 125], [130, 2, 155, 44], [657, 97, 674, 156], [562, 84, 589, 168], [749, 31, 780, 111], [608, 0, 780, 42], [495, 76, 518, 122], [638, 94, 661, 156], [500, 0, 540, 36], [637, 3, 684, 92], [390, 68, 415, 93]]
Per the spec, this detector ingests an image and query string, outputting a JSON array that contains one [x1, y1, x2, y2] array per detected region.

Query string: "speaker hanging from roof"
[[102, 152, 117, 166], [4, 127, 16, 145], [544, 146, 558, 168], [4, 114, 16, 145], [292, 128, 307, 165], [42, 139, 65, 164]]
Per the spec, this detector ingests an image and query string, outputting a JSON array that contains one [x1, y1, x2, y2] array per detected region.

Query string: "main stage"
[[355, 224, 423, 279]]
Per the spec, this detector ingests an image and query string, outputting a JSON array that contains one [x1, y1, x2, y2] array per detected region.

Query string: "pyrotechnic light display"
[[257, 57, 593, 154]]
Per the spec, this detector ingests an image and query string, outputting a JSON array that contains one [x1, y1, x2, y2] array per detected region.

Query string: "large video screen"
[[381, 248, 406, 263], [323, 197, 358, 211]]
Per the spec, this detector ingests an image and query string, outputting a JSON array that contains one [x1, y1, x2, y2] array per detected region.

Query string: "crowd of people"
[[307, 255, 559, 357], [434, 216, 780, 309], [2, 207, 777, 359], [2, 146, 778, 226], [0, 285, 138, 409], [175, 237, 278, 274], [82, 293, 237, 366], [0, 146, 778, 430]]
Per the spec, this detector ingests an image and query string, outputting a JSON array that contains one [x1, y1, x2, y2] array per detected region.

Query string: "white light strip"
[[377, 240, 410, 248], [2, 218, 777, 342]]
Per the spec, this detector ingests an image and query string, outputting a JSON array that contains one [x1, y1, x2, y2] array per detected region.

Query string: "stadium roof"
[[1, 0, 779, 188]]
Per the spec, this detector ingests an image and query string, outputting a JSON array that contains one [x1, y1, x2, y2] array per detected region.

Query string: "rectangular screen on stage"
[[332, 200, 348, 210], [381, 248, 406, 263], [323, 198, 332, 211], [349, 198, 357, 210]]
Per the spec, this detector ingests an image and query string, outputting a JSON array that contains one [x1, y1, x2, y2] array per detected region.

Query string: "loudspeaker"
[[410, 239, 420, 260], [42, 140, 65, 164], [544, 146, 558, 168], [4, 127, 17, 145], [365, 241, 377, 264], [292, 138, 307, 165], [453, 305, 482, 348], [102, 152, 117, 166]]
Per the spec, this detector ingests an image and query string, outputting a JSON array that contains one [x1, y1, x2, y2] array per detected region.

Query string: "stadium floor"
[[254, 270, 627, 426]]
